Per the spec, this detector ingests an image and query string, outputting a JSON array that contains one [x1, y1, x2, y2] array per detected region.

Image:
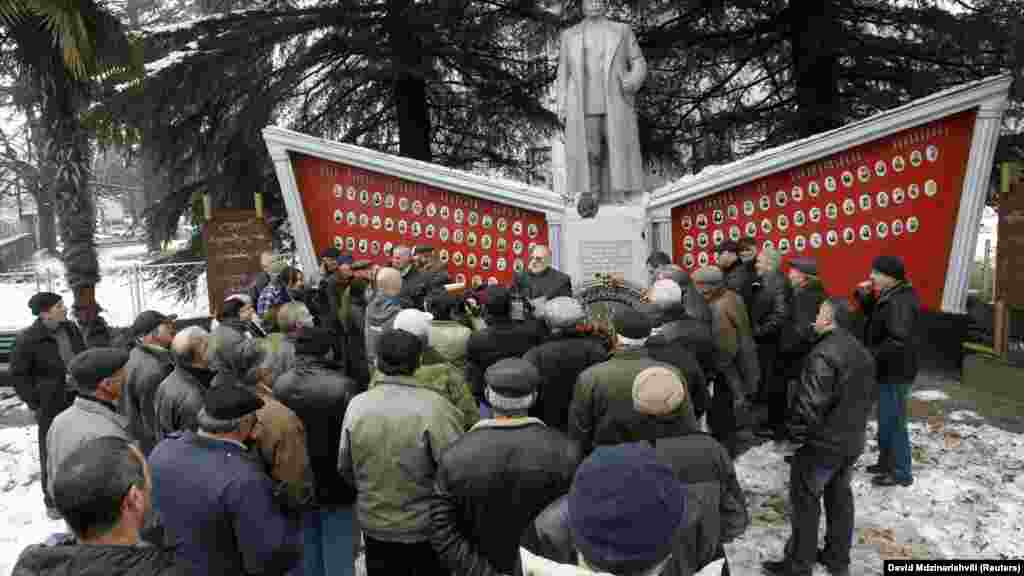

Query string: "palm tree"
[[0, 0, 134, 310]]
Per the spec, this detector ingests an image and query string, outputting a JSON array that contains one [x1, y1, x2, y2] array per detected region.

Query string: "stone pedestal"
[[562, 203, 648, 289]]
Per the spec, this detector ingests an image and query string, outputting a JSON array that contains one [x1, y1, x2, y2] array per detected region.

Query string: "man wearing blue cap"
[[519, 442, 686, 575]]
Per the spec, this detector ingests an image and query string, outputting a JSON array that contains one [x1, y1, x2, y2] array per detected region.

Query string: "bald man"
[[513, 245, 572, 303], [365, 267, 405, 369]]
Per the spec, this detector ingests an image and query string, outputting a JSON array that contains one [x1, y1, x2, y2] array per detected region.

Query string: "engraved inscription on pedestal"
[[579, 240, 634, 280]]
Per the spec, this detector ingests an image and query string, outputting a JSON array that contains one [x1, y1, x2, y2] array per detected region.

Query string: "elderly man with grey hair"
[[749, 246, 792, 439], [693, 265, 760, 458], [365, 267, 405, 370], [521, 297, 610, 432], [646, 279, 710, 422], [652, 263, 714, 324], [154, 325, 216, 441]]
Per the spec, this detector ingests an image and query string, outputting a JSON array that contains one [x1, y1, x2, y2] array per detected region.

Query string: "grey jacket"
[[121, 344, 173, 454], [46, 396, 131, 497], [154, 365, 216, 442], [339, 374, 463, 543], [364, 296, 403, 366]]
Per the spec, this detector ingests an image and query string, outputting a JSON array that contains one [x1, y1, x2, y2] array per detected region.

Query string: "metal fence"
[[0, 261, 210, 330]]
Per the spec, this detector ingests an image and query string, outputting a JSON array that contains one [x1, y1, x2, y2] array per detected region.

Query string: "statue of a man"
[[556, 0, 647, 218]]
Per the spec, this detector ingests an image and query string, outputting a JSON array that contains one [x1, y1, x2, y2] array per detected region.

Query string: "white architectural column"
[[268, 148, 320, 283], [942, 97, 1007, 313], [546, 211, 565, 271], [648, 207, 672, 257]]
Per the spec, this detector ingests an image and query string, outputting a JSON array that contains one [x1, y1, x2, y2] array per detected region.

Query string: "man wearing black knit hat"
[[149, 382, 301, 576], [430, 358, 580, 575], [853, 255, 919, 487], [10, 292, 86, 518]]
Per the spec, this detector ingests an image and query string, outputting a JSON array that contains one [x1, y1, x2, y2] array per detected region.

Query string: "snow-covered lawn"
[[728, 417, 1024, 574], [2, 398, 1022, 575], [1, 244, 209, 331]]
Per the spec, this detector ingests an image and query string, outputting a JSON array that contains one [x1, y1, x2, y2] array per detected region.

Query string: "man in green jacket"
[[339, 329, 463, 576]]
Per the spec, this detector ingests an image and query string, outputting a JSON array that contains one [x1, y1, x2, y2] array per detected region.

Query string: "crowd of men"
[[8, 236, 921, 576]]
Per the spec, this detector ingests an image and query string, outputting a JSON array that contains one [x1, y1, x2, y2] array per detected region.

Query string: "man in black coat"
[[763, 298, 876, 576], [523, 297, 609, 432], [10, 292, 86, 517], [512, 245, 572, 305], [749, 247, 792, 436], [465, 286, 547, 415], [430, 358, 581, 576], [274, 327, 362, 576], [646, 279, 711, 422], [853, 255, 920, 488], [717, 241, 753, 308], [12, 436, 185, 576], [779, 258, 829, 429]]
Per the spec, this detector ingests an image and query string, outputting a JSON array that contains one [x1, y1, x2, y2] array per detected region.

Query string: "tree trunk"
[[388, 0, 432, 162], [41, 70, 99, 310], [25, 107, 58, 254], [788, 0, 842, 138]]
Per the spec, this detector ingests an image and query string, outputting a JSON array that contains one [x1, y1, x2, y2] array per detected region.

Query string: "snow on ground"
[[911, 389, 950, 402], [0, 422, 66, 576], [2, 394, 1022, 574], [0, 243, 209, 331], [728, 418, 1024, 575]]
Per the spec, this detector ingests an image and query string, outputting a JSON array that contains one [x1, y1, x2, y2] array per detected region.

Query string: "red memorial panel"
[[291, 154, 550, 288], [672, 109, 978, 310]]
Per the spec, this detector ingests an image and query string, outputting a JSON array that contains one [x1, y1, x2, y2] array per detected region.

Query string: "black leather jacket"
[[789, 327, 877, 459], [749, 270, 791, 341], [855, 283, 920, 383], [523, 335, 609, 433], [430, 418, 580, 576]]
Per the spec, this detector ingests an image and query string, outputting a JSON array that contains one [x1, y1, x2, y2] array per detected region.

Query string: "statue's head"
[[582, 0, 607, 19]]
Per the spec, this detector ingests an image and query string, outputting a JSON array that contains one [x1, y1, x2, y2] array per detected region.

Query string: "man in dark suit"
[[513, 245, 572, 314]]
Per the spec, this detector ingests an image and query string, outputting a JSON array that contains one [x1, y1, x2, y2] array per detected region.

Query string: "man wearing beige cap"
[[570, 309, 696, 455], [692, 265, 759, 458], [633, 367, 750, 576]]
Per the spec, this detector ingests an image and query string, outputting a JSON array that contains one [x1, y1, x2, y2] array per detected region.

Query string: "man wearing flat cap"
[[150, 382, 301, 576], [776, 257, 829, 434], [121, 310, 176, 455], [10, 291, 86, 517], [522, 297, 610, 432], [45, 348, 132, 506], [692, 265, 760, 458], [323, 252, 371, 388], [570, 308, 697, 456], [853, 255, 920, 487], [430, 358, 581, 576]]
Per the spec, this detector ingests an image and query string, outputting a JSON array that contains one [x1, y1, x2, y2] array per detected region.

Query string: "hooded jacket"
[[363, 295, 404, 366], [12, 536, 186, 576]]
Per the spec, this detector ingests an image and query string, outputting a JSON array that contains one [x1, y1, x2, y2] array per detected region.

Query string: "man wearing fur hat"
[[692, 266, 759, 458], [569, 309, 696, 456], [523, 297, 610, 432], [853, 255, 920, 487], [431, 358, 581, 576], [150, 384, 302, 576], [10, 292, 86, 518]]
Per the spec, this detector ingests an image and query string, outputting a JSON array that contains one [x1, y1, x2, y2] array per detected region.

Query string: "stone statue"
[[556, 0, 647, 218]]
